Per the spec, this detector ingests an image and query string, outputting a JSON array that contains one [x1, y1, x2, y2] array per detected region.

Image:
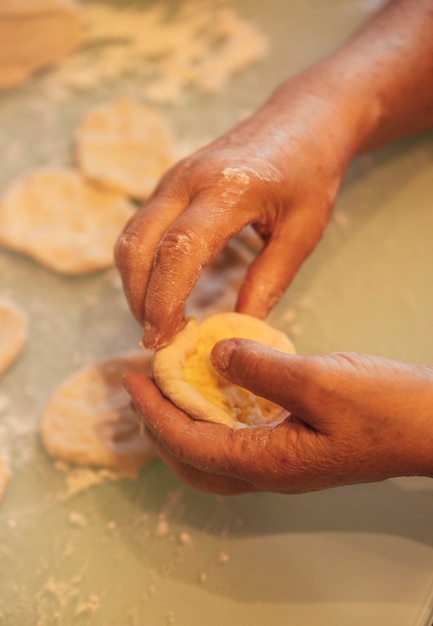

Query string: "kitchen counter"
[[0, 1, 432, 624]]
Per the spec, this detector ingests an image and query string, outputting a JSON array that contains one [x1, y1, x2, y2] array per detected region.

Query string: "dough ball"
[[0, 299, 28, 377], [40, 353, 156, 477], [76, 97, 176, 199], [153, 312, 296, 429], [0, 168, 135, 274], [0, 0, 82, 90], [0, 453, 11, 503]]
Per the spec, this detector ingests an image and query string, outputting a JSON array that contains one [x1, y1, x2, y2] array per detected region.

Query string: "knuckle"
[[114, 228, 141, 265], [156, 228, 204, 267]]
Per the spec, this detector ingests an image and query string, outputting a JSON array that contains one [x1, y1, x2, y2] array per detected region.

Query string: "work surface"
[[1, 1, 433, 624]]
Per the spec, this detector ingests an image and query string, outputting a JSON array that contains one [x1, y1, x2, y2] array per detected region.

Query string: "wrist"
[[264, 66, 375, 171]]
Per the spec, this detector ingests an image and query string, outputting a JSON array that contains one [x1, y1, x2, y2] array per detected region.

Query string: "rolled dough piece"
[[0, 168, 135, 275], [0, 0, 82, 90], [76, 98, 176, 199], [0, 299, 28, 377], [40, 353, 156, 477], [153, 312, 296, 429], [0, 453, 11, 503]]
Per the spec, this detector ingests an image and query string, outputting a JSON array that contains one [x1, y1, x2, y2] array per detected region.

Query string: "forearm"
[[264, 0, 433, 159], [326, 0, 433, 152]]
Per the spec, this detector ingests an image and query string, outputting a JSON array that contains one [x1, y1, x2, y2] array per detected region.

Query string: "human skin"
[[116, 0, 433, 350], [116, 0, 433, 493], [123, 347, 433, 494]]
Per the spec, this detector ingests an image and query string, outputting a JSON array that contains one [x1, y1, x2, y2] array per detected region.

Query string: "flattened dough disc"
[[0, 0, 82, 90], [0, 168, 135, 275], [76, 98, 176, 199], [40, 353, 156, 476]]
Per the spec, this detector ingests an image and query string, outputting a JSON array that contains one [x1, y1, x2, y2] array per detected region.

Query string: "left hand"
[[123, 340, 433, 495]]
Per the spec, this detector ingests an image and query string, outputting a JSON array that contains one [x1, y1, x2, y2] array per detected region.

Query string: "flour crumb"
[[217, 551, 230, 565], [68, 511, 88, 527], [75, 594, 100, 617], [179, 531, 192, 547], [166, 609, 175, 625], [334, 210, 350, 230], [155, 516, 169, 538], [61, 467, 118, 499]]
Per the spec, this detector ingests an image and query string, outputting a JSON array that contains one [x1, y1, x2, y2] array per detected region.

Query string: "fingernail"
[[211, 339, 238, 373]]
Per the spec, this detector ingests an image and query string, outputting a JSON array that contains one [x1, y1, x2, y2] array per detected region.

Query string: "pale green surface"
[[1, 1, 433, 625]]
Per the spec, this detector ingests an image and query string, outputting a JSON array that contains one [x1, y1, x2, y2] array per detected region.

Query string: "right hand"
[[123, 342, 433, 495], [115, 73, 357, 350]]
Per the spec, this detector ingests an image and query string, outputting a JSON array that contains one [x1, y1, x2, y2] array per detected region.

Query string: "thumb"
[[211, 338, 320, 416]]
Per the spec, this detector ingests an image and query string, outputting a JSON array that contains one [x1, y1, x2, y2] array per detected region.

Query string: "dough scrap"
[[76, 98, 176, 199], [0, 299, 28, 377], [0, 0, 82, 90], [0, 452, 11, 503], [40, 353, 156, 477], [153, 312, 295, 429], [0, 168, 135, 274]]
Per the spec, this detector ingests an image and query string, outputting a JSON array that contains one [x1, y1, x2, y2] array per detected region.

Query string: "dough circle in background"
[[0, 0, 82, 90], [76, 97, 176, 199], [0, 299, 28, 377], [0, 453, 11, 503], [40, 353, 156, 477], [153, 312, 296, 429], [0, 168, 135, 275]]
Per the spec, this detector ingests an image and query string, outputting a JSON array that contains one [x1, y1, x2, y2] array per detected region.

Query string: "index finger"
[[115, 195, 185, 325], [142, 197, 254, 349]]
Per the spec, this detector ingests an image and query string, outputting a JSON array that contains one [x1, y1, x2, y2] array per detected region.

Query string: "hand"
[[115, 73, 357, 350], [123, 341, 433, 494]]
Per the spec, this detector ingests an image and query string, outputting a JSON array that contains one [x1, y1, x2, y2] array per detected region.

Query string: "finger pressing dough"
[[0, 168, 135, 275], [153, 312, 296, 429], [0, 299, 28, 377], [0, 0, 82, 90], [0, 453, 11, 503], [40, 353, 156, 477], [76, 98, 176, 199]]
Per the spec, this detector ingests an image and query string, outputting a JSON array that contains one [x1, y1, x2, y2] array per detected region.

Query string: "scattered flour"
[[43, 0, 268, 103]]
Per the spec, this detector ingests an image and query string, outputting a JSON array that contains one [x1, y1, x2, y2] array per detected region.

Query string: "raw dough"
[[0, 299, 28, 377], [40, 353, 156, 477], [0, 453, 11, 503], [153, 312, 296, 429], [0, 168, 135, 275], [76, 98, 176, 199], [0, 0, 82, 90]]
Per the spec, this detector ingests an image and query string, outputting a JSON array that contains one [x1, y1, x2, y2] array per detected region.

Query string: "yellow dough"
[[40, 353, 156, 477], [0, 299, 28, 377], [0, 0, 82, 90], [76, 98, 176, 199], [153, 312, 295, 429], [0, 168, 135, 275]]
